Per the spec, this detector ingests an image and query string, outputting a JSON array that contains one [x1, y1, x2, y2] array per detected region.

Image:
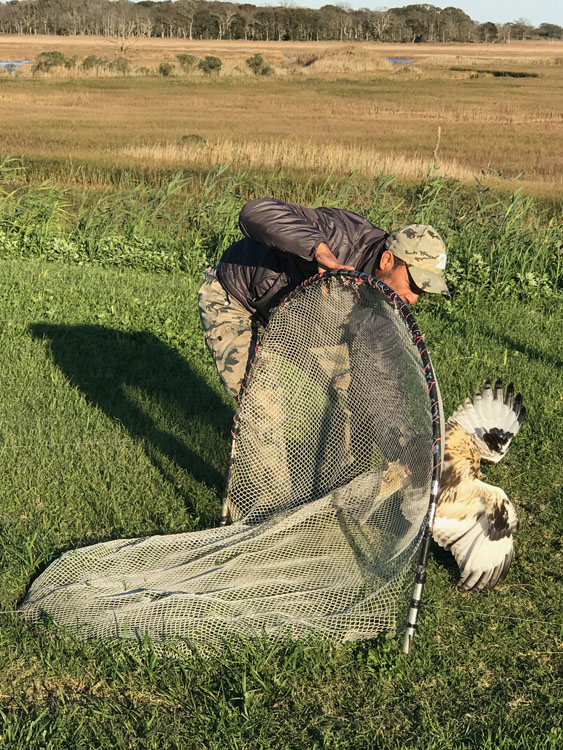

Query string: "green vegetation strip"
[[0, 165, 562, 748], [450, 67, 539, 78]]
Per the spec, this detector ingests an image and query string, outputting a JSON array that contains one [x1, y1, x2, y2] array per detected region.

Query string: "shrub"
[[109, 57, 130, 74], [246, 53, 273, 76], [181, 134, 206, 145], [198, 56, 222, 75], [32, 51, 70, 74], [82, 55, 107, 71], [159, 62, 175, 77], [176, 54, 198, 72], [136, 67, 151, 76], [295, 54, 318, 68]]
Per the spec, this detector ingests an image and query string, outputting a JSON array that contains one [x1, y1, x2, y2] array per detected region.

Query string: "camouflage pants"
[[198, 267, 288, 520], [198, 267, 263, 398]]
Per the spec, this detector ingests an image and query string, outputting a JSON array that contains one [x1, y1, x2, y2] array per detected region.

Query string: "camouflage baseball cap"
[[385, 224, 450, 297]]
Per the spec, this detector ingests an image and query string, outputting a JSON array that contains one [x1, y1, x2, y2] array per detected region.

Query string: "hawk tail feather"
[[448, 377, 526, 463]]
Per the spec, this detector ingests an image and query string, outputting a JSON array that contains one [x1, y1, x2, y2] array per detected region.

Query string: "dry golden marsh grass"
[[1, 36, 563, 193]]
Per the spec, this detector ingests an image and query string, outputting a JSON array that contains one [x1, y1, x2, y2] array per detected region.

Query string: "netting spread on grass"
[[19, 272, 440, 649]]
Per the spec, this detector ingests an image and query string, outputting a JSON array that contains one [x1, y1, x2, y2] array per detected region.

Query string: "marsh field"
[[1, 37, 563, 192], [0, 35, 562, 749]]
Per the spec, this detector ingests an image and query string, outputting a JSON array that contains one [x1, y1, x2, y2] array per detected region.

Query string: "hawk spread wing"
[[433, 379, 526, 592]]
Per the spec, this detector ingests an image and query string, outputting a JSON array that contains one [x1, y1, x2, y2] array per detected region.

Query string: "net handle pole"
[[401, 361, 442, 655], [402, 487, 439, 655], [219, 497, 229, 526]]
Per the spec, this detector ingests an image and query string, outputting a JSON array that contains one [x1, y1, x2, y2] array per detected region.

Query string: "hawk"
[[433, 378, 526, 592]]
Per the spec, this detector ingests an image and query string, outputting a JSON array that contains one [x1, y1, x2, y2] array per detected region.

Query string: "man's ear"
[[378, 250, 395, 272]]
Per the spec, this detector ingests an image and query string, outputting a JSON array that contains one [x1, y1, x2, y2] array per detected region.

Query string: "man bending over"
[[199, 197, 449, 398]]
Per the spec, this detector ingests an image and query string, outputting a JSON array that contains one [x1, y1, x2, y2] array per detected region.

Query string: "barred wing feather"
[[433, 484, 518, 591], [448, 378, 526, 464], [433, 378, 525, 592]]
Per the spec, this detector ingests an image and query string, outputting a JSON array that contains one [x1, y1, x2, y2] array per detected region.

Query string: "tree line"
[[1, 1, 561, 44]]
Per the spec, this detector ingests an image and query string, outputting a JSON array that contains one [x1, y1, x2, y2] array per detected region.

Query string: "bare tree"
[[211, 4, 238, 40], [176, 0, 198, 40], [368, 10, 391, 41]]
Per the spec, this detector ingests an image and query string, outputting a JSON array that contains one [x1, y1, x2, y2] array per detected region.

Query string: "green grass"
[[0, 167, 562, 748]]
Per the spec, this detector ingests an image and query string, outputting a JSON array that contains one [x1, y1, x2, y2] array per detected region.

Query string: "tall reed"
[[0, 156, 561, 299]]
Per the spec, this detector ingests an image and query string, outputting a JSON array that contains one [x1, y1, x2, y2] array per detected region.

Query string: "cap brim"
[[408, 265, 450, 299]]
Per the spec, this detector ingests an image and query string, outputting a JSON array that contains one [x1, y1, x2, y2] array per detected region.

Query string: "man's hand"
[[315, 242, 355, 275]]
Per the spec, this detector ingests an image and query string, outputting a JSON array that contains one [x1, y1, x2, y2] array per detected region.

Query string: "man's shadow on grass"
[[30, 323, 234, 512]]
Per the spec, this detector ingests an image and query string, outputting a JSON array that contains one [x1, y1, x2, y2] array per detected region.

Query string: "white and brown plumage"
[[433, 378, 526, 592]]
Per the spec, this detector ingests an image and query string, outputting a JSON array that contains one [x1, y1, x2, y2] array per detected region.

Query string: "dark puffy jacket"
[[216, 198, 387, 323]]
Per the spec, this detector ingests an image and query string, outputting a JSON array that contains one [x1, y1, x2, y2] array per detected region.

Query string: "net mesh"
[[19, 272, 439, 650]]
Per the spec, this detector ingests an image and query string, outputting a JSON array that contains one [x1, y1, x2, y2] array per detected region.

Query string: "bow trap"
[[20, 272, 442, 652]]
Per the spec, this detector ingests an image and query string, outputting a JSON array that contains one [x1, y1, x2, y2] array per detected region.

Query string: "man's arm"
[[239, 198, 354, 274], [314, 242, 355, 274]]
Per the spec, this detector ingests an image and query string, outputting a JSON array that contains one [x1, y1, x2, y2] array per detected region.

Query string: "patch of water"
[[0, 60, 30, 67], [0, 59, 30, 76], [387, 57, 413, 63]]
